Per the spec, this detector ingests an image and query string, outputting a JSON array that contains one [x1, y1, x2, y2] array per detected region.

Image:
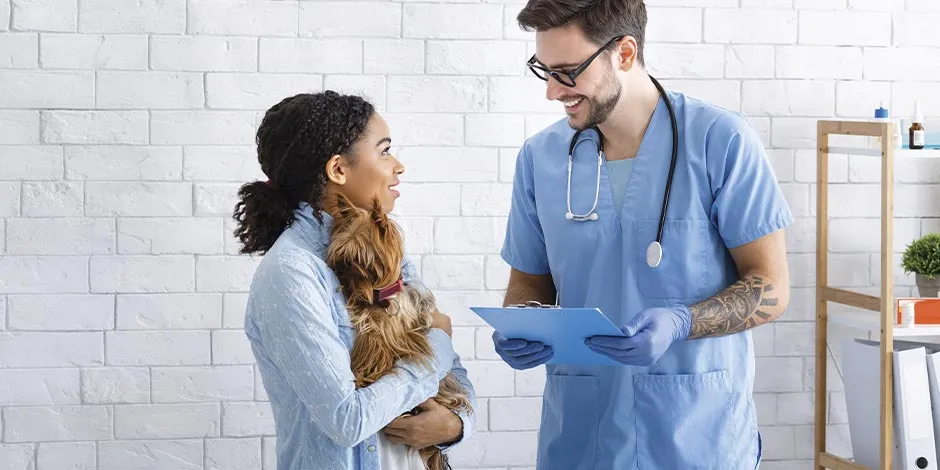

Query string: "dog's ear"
[[368, 197, 391, 235], [335, 193, 356, 215], [331, 193, 366, 235], [368, 197, 384, 222]]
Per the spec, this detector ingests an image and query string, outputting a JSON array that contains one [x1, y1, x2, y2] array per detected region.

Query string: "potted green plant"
[[902, 232, 940, 297]]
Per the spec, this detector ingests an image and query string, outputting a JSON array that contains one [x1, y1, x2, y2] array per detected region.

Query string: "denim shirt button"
[[367, 445, 376, 452]]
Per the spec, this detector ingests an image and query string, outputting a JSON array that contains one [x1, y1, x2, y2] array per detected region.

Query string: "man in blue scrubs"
[[494, 0, 793, 469]]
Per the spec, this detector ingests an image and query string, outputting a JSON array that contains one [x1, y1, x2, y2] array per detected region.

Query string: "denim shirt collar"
[[291, 201, 332, 257]]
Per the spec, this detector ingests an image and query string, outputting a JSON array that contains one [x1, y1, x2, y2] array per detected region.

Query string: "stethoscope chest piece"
[[646, 241, 663, 268]]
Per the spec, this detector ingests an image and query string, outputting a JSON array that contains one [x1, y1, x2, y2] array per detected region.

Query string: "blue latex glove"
[[585, 304, 693, 367], [492, 331, 554, 370]]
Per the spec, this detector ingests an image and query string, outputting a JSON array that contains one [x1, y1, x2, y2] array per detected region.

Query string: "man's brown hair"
[[517, 0, 647, 66]]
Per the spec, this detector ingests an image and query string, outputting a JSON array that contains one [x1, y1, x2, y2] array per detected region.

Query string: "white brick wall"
[[1, 0, 939, 468]]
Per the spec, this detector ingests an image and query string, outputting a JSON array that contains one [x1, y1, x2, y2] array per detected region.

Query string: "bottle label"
[[913, 130, 926, 146]]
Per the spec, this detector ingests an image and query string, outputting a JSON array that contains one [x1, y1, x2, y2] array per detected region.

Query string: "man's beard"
[[570, 71, 622, 131]]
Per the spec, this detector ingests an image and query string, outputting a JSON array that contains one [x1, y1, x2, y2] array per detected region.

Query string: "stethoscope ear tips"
[[588, 213, 598, 221]]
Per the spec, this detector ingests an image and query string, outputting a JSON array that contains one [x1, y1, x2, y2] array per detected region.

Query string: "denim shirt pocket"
[[330, 287, 355, 347], [633, 369, 733, 469]]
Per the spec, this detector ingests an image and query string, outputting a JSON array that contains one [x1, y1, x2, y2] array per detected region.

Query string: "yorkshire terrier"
[[325, 194, 473, 470]]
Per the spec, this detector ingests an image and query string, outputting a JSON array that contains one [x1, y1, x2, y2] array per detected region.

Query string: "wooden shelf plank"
[[819, 451, 869, 470], [818, 120, 885, 137], [816, 121, 832, 470], [829, 311, 940, 338], [825, 146, 940, 158], [821, 287, 880, 312]]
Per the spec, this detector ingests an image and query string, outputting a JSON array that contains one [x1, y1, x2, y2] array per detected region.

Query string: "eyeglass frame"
[[526, 35, 626, 88]]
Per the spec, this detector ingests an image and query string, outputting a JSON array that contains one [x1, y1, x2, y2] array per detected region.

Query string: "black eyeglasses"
[[526, 36, 625, 88]]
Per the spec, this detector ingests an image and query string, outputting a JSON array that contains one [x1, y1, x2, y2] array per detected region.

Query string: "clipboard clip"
[[508, 301, 561, 309]]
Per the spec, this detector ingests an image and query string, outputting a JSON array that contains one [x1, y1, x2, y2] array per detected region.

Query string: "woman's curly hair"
[[232, 91, 376, 255]]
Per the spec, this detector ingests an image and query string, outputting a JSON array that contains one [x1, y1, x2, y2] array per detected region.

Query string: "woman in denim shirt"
[[233, 91, 476, 469]]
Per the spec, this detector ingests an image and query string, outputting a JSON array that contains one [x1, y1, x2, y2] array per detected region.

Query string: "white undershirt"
[[377, 431, 426, 470]]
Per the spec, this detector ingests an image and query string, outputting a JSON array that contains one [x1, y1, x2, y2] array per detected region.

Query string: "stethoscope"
[[565, 75, 678, 269]]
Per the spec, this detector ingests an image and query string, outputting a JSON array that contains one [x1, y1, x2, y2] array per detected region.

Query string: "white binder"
[[841, 337, 900, 469], [893, 345, 937, 470], [841, 338, 938, 469], [926, 351, 940, 464], [894, 340, 940, 465]]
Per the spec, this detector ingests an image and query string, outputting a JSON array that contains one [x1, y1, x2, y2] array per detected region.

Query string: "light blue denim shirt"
[[244, 201, 476, 470]]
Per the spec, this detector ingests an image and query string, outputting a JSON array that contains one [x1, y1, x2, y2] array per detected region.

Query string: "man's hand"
[[492, 331, 553, 370], [584, 304, 692, 367], [382, 399, 463, 449]]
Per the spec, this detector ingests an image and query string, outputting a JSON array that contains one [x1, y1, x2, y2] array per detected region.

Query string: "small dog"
[[325, 194, 472, 470]]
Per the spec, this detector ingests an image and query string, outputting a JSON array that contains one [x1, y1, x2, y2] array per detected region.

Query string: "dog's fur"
[[325, 194, 472, 470]]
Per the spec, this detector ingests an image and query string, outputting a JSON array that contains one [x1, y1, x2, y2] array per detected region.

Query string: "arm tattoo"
[[687, 275, 778, 339]]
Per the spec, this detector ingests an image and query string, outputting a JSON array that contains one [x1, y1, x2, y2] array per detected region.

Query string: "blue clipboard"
[[469, 302, 626, 366]]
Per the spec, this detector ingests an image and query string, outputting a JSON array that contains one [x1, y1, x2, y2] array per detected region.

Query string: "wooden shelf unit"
[[815, 119, 897, 470]]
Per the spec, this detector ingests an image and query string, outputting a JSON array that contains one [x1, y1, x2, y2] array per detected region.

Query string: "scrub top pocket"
[[633, 369, 733, 470], [536, 374, 600, 470], [634, 219, 714, 301]]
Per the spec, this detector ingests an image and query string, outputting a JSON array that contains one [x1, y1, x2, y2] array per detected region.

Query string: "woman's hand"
[[430, 310, 452, 336], [383, 399, 463, 448]]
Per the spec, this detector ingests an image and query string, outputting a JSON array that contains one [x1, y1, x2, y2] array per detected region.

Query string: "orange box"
[[896, 298, 940, 324]]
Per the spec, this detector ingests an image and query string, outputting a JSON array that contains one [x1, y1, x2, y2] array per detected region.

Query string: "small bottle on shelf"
[[872, 103, 890, 149], [901, 300, 917, 327], [870, 102, 903, 149], [909, 101, 926, 150]]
